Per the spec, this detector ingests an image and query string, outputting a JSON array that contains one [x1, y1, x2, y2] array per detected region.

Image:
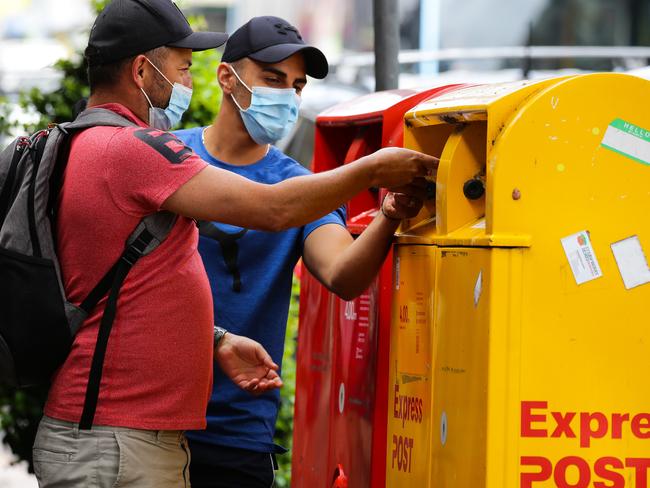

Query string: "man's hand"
[[382, 191, 424, 220], [363, 147, 439, 190], [215, 333, 283, 394], [381, 177, 429, 220]]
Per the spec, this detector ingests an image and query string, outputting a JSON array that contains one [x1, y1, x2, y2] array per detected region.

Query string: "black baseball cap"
[[223, 16, 329, 79], [85, 0, 228, 66]]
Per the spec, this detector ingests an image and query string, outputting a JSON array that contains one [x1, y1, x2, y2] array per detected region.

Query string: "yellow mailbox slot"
[[386, 74, 650, 488]]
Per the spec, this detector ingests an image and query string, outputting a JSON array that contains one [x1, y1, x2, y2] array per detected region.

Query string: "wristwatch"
[[213, 326, 228, 347]]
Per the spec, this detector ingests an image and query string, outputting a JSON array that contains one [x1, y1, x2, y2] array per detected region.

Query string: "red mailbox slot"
[[292, 85, 464, 488]]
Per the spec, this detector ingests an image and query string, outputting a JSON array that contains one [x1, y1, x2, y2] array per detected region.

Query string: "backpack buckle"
[[121, 246, 142, 266], [121, 234, 151, 266]]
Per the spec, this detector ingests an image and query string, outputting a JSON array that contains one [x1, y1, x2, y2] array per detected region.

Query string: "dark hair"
[[87, 47, 168, 94]]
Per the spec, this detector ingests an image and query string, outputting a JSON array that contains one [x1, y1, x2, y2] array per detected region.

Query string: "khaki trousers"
[[33, 416, 191, 488]]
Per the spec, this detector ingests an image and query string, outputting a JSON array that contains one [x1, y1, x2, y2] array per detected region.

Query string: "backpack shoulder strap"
[[78, 211, 178, 315], [77, 211, 177, 430], [127, 211, 179, 255], [62, 108, 137, 132]]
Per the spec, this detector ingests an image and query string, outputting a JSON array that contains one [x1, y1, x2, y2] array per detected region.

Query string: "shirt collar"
[[90, 103, 149, 128]]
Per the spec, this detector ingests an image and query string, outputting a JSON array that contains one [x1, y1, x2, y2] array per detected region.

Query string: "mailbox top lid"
[[317, 85, 457, 122], [405, 78, 561, 120]]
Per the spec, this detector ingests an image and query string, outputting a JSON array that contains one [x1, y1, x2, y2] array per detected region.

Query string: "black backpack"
[[0, 108, 176, 429]]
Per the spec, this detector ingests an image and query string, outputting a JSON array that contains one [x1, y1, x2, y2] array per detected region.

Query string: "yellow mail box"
[[386, 74, 650, 488]]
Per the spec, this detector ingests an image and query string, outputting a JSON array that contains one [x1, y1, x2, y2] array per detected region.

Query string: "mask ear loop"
[[144, 56, 175, 88], [140, 87, 154, 109], [230, 92, 247, 112], [228, 64, 253, 93], [141, 57, 177, 127], [226, 64, 253, 112], [140, 56, 169, 116], [226, 64, 271, 152]]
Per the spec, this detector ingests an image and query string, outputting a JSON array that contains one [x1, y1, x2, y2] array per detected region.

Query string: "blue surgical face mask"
[[140, 57, 193, 131], [229, 65, 301, 145]]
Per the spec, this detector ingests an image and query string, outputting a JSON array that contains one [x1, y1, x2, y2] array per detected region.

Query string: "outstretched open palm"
[[215, 333, 283, 394]]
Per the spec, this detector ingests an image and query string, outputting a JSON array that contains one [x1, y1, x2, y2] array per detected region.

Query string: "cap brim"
[[168, 31, 228, 51], [249, 44, 329, 79]]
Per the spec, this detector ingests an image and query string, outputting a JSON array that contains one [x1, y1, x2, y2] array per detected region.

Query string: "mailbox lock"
[[463, 178, 485, 200]]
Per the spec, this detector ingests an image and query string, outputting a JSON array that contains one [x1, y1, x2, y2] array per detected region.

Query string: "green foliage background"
[[0, 1, 299, 485], [273, 278, 300, 487]]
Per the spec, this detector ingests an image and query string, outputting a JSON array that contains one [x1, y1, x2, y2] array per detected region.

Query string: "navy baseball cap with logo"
[[85, 0, 228, 66], [223, 16, 329, 79]]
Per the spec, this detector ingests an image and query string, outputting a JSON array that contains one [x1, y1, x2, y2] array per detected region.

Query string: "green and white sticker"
[[601, 118, 650, 166]]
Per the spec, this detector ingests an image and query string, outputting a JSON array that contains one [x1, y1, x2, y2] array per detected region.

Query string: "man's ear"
[[217, 62, 236, 95], [131, 55, 149, 89]]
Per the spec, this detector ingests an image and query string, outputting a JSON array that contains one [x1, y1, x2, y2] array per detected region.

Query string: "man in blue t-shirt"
[[174, 16, 426, 488]]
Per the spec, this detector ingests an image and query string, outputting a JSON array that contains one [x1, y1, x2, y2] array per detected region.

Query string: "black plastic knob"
[[463, 179, 485, 200]]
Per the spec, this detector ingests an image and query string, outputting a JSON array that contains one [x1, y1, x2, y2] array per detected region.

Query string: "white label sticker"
[[611, 236, 650, 289], [561, 231, 603, 285]]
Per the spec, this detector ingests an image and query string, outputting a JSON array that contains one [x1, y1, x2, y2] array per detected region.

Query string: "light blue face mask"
[[229, 65, 301, 145], [140, 57, 193, 131]]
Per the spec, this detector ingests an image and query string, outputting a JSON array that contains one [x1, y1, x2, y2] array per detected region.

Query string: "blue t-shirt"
[[173, 127, 346, 453]]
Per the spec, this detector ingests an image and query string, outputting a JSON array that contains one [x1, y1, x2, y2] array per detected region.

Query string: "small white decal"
[[474, 270, 483, 307], [611, 236, 650, 289], [561, 231, 603, 285]]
